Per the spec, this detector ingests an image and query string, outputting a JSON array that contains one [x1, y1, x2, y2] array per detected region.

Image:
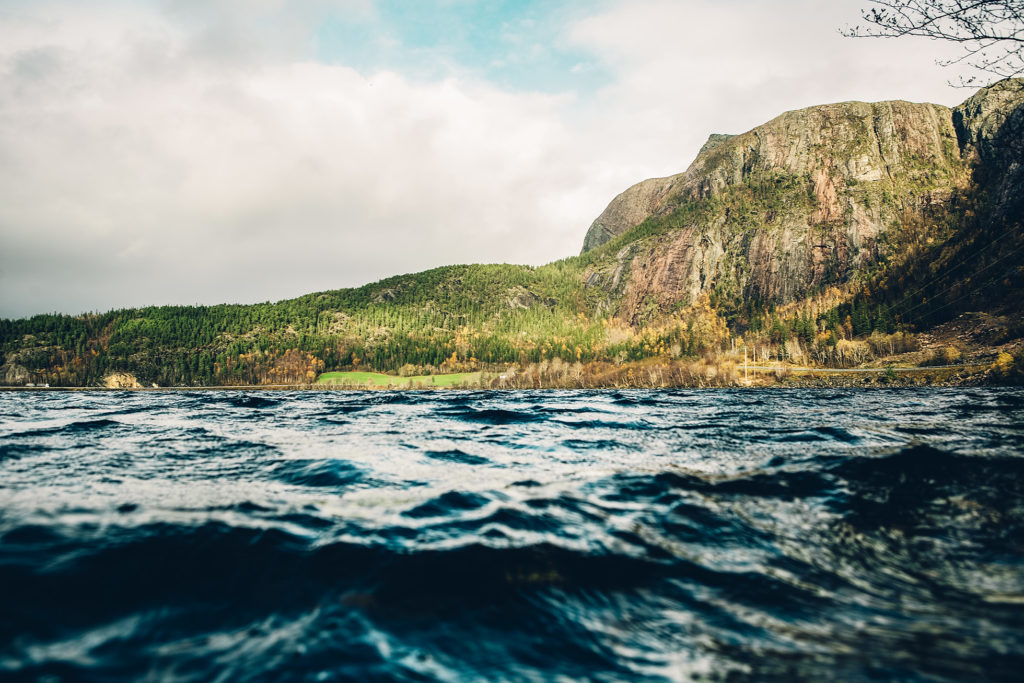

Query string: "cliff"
[[581, 79, 1024, 323]]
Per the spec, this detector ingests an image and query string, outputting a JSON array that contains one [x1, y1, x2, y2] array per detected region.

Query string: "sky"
[[0, 0, 973, 318]]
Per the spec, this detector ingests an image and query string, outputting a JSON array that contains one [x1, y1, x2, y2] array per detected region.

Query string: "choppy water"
[[2, 389, 1024, 682]]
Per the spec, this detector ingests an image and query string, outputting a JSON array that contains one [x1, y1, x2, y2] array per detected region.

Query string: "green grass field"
[[316, 371, 484, 388]]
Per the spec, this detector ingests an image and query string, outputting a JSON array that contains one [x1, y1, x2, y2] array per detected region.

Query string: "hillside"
[[2, 80, 1023, 387]]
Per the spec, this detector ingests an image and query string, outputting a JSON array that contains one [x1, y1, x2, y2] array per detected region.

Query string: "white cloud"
[[0, 0, 975, 317]]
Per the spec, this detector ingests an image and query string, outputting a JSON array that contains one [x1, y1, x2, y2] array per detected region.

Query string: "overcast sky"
[[0, 0, 971, 318]]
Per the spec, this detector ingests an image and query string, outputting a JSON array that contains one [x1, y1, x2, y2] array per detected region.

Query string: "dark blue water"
[[2, 389, 1024, 681]]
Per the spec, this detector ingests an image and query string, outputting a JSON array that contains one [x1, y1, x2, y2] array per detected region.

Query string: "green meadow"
[[317, 371, 484, 388]]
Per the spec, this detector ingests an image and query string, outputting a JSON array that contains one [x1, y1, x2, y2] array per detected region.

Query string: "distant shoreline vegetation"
[[0, 354, 1016, 390]]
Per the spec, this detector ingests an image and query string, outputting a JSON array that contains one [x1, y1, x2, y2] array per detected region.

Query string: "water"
[[2, 388, 1024, 682]]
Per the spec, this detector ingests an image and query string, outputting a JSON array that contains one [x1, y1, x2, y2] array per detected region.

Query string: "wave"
[[18, 417, 123, 437], [422, 448, 490, 466], [267, 458, 368, 488], [435, 407, 545, 425]]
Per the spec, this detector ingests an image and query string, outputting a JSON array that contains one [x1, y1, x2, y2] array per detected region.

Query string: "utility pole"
[[744, 346, 748, 384]]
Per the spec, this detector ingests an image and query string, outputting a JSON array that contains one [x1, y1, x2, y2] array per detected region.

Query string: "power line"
[[895, 231, 1024, 316], [877, 223, 1024, 314], [898, 257, 1023, 323]]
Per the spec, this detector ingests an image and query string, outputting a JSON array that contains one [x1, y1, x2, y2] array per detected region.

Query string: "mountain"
[[579, 79, 1023, 326], [2, 80, 1023, 387]]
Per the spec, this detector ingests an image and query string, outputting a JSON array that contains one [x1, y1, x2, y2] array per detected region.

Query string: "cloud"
[[0, 2, 598, 316], [0, 0, 972, 317], [567, 0, 966, 179]]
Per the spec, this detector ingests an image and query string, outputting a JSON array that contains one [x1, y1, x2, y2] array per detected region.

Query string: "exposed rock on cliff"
[[581, 174, 680, 253]]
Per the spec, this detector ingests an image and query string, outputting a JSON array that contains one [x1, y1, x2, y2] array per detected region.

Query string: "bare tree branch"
[[843, 1, 1024, 84]]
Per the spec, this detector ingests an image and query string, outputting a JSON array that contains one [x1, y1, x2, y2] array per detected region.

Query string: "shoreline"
[[0, 364, 1010, 391]]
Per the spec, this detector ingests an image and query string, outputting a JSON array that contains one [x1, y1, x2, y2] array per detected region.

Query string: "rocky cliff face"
[[954, 79, 1024, 220], [581, 79, 1024, 324]]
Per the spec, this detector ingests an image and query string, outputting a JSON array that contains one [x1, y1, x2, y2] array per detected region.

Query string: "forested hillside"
[[0, 256, 740, 386]]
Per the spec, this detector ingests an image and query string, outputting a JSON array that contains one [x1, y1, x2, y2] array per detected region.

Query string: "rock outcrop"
[[581, 175, 680, 253], [581, 79, 1024, 323], [102, 372, 142, 389], [1, 362, 30, 385]]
